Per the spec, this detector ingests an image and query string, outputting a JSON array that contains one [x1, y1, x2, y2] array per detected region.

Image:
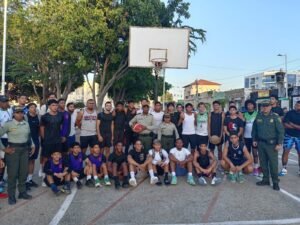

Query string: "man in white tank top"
[[76, 99, 98, 154], [179, 103, 197, 152]]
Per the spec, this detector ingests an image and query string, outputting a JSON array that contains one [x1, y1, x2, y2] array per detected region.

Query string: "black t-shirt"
[[272, 107, 284, 117], [224, 117, 244, 135], [108, 152, 127, 165], [41, 113, 63, 144], [125, 108, 136, 128], [283, 110, 300, 137], [173, 112, 182, 131], [114, 111, 126, 130], [210, 112, 223, 136], [27, 114, 40, 140], [98, 112, 113, 133], [129, 149, 147, 164]]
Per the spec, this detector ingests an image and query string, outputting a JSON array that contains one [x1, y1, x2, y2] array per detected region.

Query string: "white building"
[[169, 85, 184, 102], [244, 70, 300, 90]]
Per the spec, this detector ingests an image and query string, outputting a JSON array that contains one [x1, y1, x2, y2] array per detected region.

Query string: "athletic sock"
[[188, 172, 192, 177], [283, 165, 287, 169], [130, 171, 135, 179], [27, 174, 33, 182], [149, 169, 155, 178], [87, 175, 91, 180], [93, 176, 98, 180], [73, 177, 79, 182], [171, 172, 176, 176], [254, 163, 259, 169], [104, 175, 109, 179]]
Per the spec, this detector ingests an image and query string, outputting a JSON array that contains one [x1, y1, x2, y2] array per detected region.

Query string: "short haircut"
[[48, 92, 56, 98], [230, 132, 239, 137], [185, 103, 193, 108], [134, 139, 142, 144], [244, 99, 256, 109], [197, 102, 206, 107], [270, 94, 279, 101], [48, 99, 58, 106], [105, 101, 112, 106], [127, 100, 134, 104], [176, 104, 183, 108], [229, 105, 237, 111], [114, 141, 123, 146], [91, 143, 100, 148], [229, 101, 235, 105], [67, 102, 74, 108], [167, 102, 175, 108], [154, 101, 161, 106], [213, 100, 220, 105], [296, 100, 300, 104], [175, 138, 183, 142], [27, 103, 37, 108], [153, 139, 161, 145], [87, 99, 94, 102], [58, 98, 65, 103], [141, 98, 148, 102], [116, 101, 124, 106], [71, 142, 81, 148]]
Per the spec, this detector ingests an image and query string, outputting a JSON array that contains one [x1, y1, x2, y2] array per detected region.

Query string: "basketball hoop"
[[150, 58, 167, 79]]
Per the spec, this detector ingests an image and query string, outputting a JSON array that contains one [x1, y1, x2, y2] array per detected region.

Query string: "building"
[[183, 79, 221, 102], [244, 70, 300, 90], [169, 86, 184, 102]]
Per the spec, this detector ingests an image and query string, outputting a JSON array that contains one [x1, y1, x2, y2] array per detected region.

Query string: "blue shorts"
[[283, 134, 300, 152], [67, 135, 76, 148]]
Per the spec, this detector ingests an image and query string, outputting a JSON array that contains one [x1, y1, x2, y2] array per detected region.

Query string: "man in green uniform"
[[0, 106, 34, 205], [129, 105, 155, 151], [252, 100, 284, 191]]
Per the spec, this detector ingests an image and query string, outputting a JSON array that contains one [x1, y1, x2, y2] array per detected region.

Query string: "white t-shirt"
[[151, 111, 164, 134], [148, 149, 169, 165], [170, 147, 191, 161], [69, 110, 78, 137], [0, 108, 13, 138]]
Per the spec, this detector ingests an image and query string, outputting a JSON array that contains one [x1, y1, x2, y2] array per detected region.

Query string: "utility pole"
[[1, 0, 8, 95]]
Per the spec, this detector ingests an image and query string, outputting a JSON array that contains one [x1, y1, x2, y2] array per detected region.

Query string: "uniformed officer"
[[252, 100, 284, 191], [129, 104, 155, 151], [157, 113, 179, 152], [0, 106, 35, 205]]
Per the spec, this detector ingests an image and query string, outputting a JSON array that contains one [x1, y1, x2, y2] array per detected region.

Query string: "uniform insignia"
[[257, 119, 262, 123], [270, 119, 274, 123]]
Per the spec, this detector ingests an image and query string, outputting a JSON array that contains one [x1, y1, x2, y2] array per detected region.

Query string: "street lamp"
[[277, 54, 288, 98]]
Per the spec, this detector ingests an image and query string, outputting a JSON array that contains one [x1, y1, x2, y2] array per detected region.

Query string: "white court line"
[[49, 187, 77, 225], [280, 188, 300, 203], [131, 218, 300, 225]]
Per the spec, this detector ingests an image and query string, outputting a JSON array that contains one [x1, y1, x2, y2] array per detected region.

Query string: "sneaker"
[[253, 168, 259, 176], [129, 177, 137, 187], [198, 176, 207, 186], [122, 180, 129, 188], [104, 177, 111, 186], [76, 181, 83, 189], [27, 180, 38, 188], [150, 176, 158, 185], [62, 185, 71, 194], [156, 177, 162, 186], [95, 178, 102, 188], [171, 176, 177, 185], [228, 173, 236, 183], [237, 171, 245, 183], [187, 175, 196, 186], [114, 179, 121, 190], [273, 183, 280, 191], [38, 169, 44, 177], [278, 168, 287, 176], [211, 176, 221, 186], [164, 175, 170, 185], [85, 179, 94, 188], [41, 181, 47, 187]]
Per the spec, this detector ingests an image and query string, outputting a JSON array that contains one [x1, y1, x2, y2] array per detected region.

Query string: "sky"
[[165, 0, 300, 91]]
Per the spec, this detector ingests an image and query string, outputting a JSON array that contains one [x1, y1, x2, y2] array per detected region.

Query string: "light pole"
[[277, 54, 288, 98], [1, 0, 8, 95]]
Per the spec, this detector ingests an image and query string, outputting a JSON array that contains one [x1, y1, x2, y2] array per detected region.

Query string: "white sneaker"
[[41, 181, 47, 187], [129, 178, 137, 187], [38, 169, 45, 177], [278, 168, 287, 176], [198, 176, 207, 185], [211, 177, 221, 186], [150, 176, 158, 185]]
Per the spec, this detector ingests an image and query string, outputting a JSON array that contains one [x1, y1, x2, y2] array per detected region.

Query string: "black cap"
[[0, 95, 9, 102]]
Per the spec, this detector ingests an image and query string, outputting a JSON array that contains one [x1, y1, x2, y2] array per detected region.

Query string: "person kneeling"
[[44, 151, 71, 195], [169, 138, 195, 186], [193, 143, 221, 186], [221, 133, 253, 183], [107, 142, 129, 189], [148, 139, 170, 185], [85, 143, 111, 188], [127, 140, 154, 186]]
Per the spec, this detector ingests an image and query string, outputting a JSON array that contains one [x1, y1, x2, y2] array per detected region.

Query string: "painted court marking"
[[49, 187, 77, 225]]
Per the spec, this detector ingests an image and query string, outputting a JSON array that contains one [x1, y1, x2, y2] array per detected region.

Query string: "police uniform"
[[252, 101, 284, 190], [158, 122, 179, 152], [0, 106, 33, 204], [129, 112, 155, 151]]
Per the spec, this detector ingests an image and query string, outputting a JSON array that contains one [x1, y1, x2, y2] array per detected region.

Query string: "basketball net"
[[151, 59, 166, 80]]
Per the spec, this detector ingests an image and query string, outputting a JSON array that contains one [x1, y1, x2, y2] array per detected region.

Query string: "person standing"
[[195, 102, 209, 147], [25, 103, 40, 189], [208, 101, 225, 161], [129, 104, 155, 151], [0, 106, 34, 205], [279, 100, 300, 176], [137, 98, 153, 114], [174, 104, 184, 138], [58, 98, 71, 155], [17, 94, 28, 114], [243, 99, 259, 176], [270, 95, 284, 118], [151, 101, 164, 138], [113, 102, 126, 144], [67, 102, 77, 150], [40, 93, 57, 116], [179, 103, 197, 152], [223, 106, 244, 142], [97, 101, 114, 160], [252, 100, 284, 191], [124, 100, 136, 155], [76, 99, 98, 154]]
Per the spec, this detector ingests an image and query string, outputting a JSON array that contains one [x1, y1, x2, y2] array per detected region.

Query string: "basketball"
[[132, 123, 144, 133], [210, 135, 221, 145]]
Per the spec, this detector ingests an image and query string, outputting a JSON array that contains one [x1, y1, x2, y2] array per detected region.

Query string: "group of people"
[[0, 92, 299, 206]]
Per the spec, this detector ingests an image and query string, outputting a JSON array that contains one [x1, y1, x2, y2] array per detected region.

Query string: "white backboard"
[[129, 26, 190, 69]]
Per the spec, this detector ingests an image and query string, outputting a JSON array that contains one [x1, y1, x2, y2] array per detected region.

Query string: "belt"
[[258, 139, 276, 144], [139, 133, 151, 137], [8, 142, 29, 147], [162, 135, 174, 138]]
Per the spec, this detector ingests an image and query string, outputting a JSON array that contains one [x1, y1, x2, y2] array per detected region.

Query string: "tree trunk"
[[61, 78, 73, 101], [32, 83, 41, 104]]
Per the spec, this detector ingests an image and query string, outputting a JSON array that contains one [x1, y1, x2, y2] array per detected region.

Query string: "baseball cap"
[[261, 100, 271, 107], [13, 106, 24, 113], [0, 95, 8, 102]]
